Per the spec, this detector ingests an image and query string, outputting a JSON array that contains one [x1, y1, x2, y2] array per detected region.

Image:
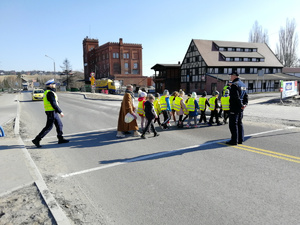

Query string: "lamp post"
[[45, 55, 56, 75]]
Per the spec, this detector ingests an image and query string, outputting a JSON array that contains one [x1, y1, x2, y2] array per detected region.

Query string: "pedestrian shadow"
[[26, 130, 141, 150], [98, 137, 242, 165]]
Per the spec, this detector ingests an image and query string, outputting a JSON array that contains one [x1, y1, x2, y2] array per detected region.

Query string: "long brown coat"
[[117, 93, 138, 132]]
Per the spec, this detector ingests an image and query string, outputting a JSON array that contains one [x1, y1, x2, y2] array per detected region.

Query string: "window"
[[133, 63, 138, 69], [241, 68, 245, 73], [113, 53, 119, 58], [254, 68, 258, 73], [234, 58, 239, 61], [123, 53, 129, 59], [228, 68, 232, 74], [224, 68, 228, 74], [124, 63, 128, 69], [214, 68, 219, 73], [248, 83, 253, 90]]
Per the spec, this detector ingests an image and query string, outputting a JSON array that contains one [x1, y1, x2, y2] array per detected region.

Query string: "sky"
[[1, 0, 300, 76]]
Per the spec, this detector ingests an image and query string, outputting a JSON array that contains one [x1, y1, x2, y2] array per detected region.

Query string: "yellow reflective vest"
[[154, 98, 161, 115], [170, 96, 175, 110], [221, 96, 230, 110], [43, 90, 58, 111], [186, 98, 196, 111], [198, 97, 207, 111], [160, 96, 167, 110], [209, 97, 217, 111], [173, 97, 183, 111], [137, 100, 146, 116]]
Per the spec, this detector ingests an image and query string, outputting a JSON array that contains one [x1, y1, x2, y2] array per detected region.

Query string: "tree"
[[60, 58, 72, 89], [249, 21, 269, 44], [60, 58, 72, 74], [276, 18, 299, 67]]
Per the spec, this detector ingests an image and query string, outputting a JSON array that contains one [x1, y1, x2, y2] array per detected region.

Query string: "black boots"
[[58, 136, 69, 144], [32, 137, 42, 148]]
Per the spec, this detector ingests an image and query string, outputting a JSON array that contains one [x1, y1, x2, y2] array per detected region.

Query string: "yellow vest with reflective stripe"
[[209, 97, 216, 111], [137, 100, 145, 116], [154, 98, 161, 114], [170, 96, 175, 110], [43, 90, 58, 111], [221, 96, 230, 110], [198, 97, 207, 111], [186, 98, 195, 111], [160, 96, 167, 110], [173, 97, 182, 111]]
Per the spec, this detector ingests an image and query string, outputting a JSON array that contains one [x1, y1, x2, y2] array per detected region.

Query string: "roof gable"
[[192, 39, 283, 67]]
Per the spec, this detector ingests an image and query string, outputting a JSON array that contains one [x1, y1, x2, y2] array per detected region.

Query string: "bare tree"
[[276, 18, 299, 67], [60, 58, 72, 89], [249, 21, 269, 44]]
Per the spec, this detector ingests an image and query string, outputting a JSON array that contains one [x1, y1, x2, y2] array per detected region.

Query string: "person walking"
[[185, 92, 199, 128], [141, 94, 160, 139], [153, 93, 161, 126], [160, 89, 171, 129], [173, 90, 187, 128], [207, 91, 222, 126], [116, 85, 140, 138], [226, 72, 248, 145], [137, 91, 147, 131], [198, 91, 210, 124], [32, 79, 69, 148], [221, 89, 230, 124], [169, 91, 178, 125]]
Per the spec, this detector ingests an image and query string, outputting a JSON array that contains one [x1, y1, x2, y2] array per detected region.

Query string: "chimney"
[[178, 61, 181, 65], [119, 38, 123, 45]]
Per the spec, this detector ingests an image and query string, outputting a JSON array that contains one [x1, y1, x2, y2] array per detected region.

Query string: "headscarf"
[[125, 88, 135, 99]]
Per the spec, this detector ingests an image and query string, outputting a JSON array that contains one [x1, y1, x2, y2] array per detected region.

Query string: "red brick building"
[[83, 37, 151, 87]]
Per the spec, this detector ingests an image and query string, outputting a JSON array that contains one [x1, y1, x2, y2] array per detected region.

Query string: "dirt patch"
[[0, 184, 56, 225]]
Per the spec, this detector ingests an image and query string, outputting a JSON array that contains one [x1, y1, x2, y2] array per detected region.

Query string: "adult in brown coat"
[[116, 85, 140, 138]]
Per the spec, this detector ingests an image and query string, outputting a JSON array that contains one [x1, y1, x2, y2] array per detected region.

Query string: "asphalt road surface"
[[19, 91, 300, 225]]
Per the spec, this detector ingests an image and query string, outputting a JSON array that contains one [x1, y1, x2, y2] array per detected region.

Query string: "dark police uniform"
[[227, 77, 248, 145], [32, 82, 69, 147]]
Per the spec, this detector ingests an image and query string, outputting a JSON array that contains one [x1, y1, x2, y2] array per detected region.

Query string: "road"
[[19, 91, 300, 225]]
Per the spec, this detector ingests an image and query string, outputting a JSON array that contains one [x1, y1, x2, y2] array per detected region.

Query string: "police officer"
[[226, 72, 248, 145], [32, 79, 69, 147]]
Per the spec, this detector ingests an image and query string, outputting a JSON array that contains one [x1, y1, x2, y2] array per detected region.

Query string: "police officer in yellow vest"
[[221, 89, 230, 124], [208, 91, 222, 126], [32, 79, 69, 147]]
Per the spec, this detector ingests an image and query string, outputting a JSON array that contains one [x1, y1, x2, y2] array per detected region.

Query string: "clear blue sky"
[[1, 0, 300, 76]]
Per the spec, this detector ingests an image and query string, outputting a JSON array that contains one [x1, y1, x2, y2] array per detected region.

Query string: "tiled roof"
[[193, 39, 283, 67], [283, 67, 300, 73], [206, 73, 300, 81]]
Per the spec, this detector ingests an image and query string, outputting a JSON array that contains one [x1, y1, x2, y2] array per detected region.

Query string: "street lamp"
[[45, 55, 56, 74]]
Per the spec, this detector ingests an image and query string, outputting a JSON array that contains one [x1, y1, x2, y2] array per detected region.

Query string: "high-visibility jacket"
[[154, 98, 161, 115], [221, 96, 230, 110], [43, 90, 58, 111], [209, 97, 217, 111], [186, 98, 196, 111], [137, 100, 146, 116], [170, 96, 175, 110], [173, 97, 183, 111], [160, 96, 167, 110], [198, 97, 207, 111]]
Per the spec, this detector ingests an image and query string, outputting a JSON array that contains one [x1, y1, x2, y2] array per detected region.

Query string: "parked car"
[[32, 89, 44, 101]]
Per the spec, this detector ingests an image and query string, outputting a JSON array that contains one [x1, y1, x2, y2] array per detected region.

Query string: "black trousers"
[[142, 119, 157, 135], [37, 111, 63, 139], [209, 110, 220, 124], [161, 110, 170, 125], [199, 110, 207, 123], [229, 111, 244, 144], [223, 110, 230, 123]]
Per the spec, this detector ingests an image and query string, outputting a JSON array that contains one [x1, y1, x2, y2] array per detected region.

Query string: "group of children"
[[137, 89, 230, 139]]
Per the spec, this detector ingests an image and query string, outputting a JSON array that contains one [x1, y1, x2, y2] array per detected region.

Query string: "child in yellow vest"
[[137, 91, 147, 131], [221, 89, 230, 124]]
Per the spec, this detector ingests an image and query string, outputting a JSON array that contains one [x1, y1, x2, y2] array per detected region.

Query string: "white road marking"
[[60, 127, 295, 178]]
